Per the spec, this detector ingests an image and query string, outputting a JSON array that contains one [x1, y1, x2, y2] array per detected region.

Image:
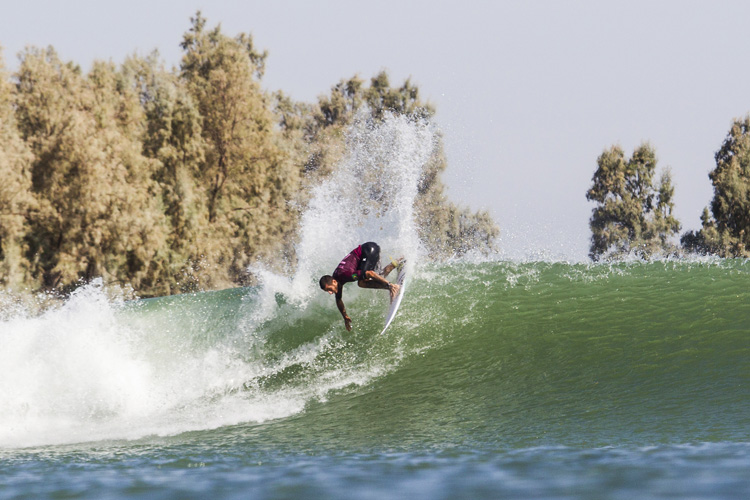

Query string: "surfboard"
[[380, 265, 407, 335]]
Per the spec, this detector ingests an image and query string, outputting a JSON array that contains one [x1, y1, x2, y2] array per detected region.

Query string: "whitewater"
[[1, 115, 750, 499]]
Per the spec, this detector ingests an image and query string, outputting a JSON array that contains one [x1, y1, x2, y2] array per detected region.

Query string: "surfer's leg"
[[381, 261, 395, 278], [359, 242, 381, 277], [381, 257, 404, 278]]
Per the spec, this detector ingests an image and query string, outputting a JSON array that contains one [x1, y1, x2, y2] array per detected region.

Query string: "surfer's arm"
[[335, 290, 352, 331]]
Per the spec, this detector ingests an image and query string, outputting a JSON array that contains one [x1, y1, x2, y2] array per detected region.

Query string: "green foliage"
[[0, 48, 35, 288], [413, 139, 498, 258], [365, 72, 432, 122], [120, 52, 208, 295], [179, 12, 300, 287], [681, 116, 750, 257], [0, 13, 498, 296], [587, 143, 680, 260], [14, 48, 167, 291]]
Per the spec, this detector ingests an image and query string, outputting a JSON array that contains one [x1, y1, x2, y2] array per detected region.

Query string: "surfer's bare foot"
[[389, 283, 400, 302]]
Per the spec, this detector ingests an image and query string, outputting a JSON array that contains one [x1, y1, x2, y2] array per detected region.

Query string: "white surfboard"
[[380, 266, 407, 335]]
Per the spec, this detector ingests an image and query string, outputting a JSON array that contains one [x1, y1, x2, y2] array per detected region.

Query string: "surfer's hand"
[[344, 316, 352, 331], [389, 283, 400, 301]]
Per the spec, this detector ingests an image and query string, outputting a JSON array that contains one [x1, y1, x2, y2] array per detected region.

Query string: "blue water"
[[5, 442, 750, 499]]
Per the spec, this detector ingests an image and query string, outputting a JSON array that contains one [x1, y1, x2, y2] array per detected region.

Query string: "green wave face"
[[105, 260, 748, 452], [3, 260, 748, 450], [353, 260, 750, 450]]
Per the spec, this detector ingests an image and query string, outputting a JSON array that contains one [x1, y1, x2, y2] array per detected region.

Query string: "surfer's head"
[[319, 275, 337, 294]]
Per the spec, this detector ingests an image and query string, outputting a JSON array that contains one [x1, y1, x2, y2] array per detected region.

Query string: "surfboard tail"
[[381, 267, 407, 334]]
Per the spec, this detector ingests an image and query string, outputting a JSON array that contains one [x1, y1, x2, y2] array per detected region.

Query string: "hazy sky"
[[3, 0, 750, 260]]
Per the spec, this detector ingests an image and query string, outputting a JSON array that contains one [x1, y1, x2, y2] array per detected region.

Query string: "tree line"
[[0, 12, 498, 297], [588, 118, 750, 260]]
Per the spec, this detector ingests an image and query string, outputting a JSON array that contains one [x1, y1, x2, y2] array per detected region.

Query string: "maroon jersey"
[[332, 245, 363, 284]]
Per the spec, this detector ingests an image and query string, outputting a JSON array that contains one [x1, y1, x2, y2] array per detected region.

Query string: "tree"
[[413, 138, 499, 258], [587, 143, 680, 260], [180, 12, 301, 286], [121, 51, 208, 294], [681, 116, 750, 257], [0, 48, 35, 287], [14, 47, 166, 291], [365, 71, 432, 122]]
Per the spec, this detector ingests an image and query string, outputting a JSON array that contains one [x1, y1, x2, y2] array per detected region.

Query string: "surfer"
[[319, 242, 401, 331]]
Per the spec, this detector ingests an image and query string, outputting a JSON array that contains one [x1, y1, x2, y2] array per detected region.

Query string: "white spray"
[[251, 112, 436, 319], [0, 113, 438, 448]]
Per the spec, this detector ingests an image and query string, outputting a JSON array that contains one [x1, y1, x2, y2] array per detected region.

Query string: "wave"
[[1, 259, 749, 449]]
